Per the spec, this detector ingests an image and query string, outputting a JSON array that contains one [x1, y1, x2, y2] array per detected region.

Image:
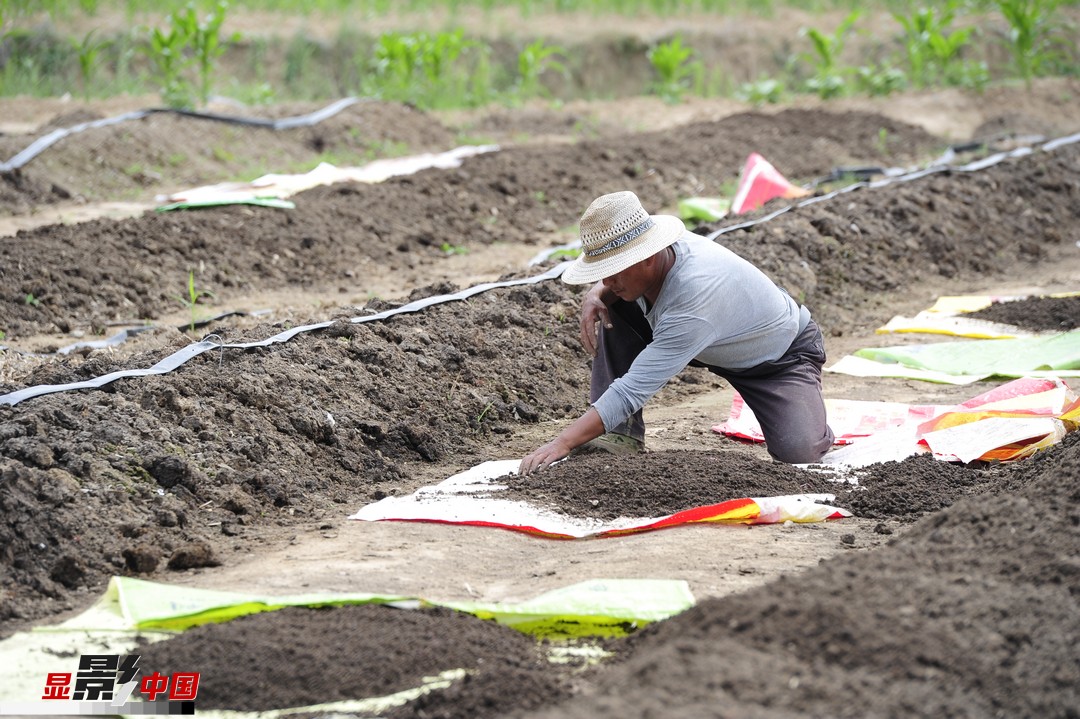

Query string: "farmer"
[[519, 190, 833, 475]]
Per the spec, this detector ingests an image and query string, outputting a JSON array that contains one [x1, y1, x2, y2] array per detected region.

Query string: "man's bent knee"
[[766, 431, 833, 464]]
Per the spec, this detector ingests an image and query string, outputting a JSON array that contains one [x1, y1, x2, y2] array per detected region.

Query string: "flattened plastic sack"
[[854, 331, 1080, 376], [38, 576, 694, 639], [678, 196, 730, 221], [351, 460, 848, 538]]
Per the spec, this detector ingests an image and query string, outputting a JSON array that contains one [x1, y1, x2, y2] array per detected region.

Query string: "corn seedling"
[[892, 2, 980, 89], [736, 76, 785, 105], [144, 1, 236, 108], [421, 30, 470, 86], [284, 34, 318, 92], [799, 10, 860, 99], [147, 9, 193, 108], [8, 0, 1078, 111], [465, 42, 496, 107], [186, 0, 238, 105], [372, 33, 420, 91], [876, 127, 889, 154], [855, 63, 907, 96], [894, 5, 945, 88], [365, 30, 477, 109], [647, 36, 698, 103], [73, 30, 110, 100], [174, 270, 215, 333], [515, 39, 566, 100], [929, 27, 979, 86], [995, 0, 1068, 88]]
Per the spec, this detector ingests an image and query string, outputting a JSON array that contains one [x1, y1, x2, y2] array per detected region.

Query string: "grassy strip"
[[8, 0, 871, 22], [0, 1, 1076, 108]]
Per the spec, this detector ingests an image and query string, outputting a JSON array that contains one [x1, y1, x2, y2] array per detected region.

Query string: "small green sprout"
[[174, 270, 215, 333], [440, 242, 468, 255]]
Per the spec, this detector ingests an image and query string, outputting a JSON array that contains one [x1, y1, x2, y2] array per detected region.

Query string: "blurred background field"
[[2, 0, 1077, 112]]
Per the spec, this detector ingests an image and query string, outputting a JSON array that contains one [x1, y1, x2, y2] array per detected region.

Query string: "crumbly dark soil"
[[523, 430, 1080, 719], [966, 294, 1080, 332], [2, 80, 1080, 718], [496, 450, 992, 523], [1, 104, 948, 339], [110, 434, 1080, 719], [131, 603, 568, 714]]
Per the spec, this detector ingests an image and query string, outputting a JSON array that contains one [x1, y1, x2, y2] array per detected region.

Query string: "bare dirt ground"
[[1, 55, 1080, 719]]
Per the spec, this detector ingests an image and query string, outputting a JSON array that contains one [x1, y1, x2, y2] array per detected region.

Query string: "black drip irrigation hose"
[[0, 98, 365, 174], [3, 129, 1080, 407], [803, 132, 1047, 186], [526, 133, 1077, 267], [705, 131, 1080, 241]]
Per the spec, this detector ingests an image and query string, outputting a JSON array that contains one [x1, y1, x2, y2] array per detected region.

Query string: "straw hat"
[[562, 191, 685, 285]]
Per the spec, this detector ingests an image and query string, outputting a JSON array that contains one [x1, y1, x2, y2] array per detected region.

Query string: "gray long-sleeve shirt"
[[592, 231, 809, 432]]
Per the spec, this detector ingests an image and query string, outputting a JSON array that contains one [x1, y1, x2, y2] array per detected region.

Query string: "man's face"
[[601, 258, 652, 301]]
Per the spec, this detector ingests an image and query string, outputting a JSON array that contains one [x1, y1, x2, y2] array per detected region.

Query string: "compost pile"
[[2, 91, 1079, 718]]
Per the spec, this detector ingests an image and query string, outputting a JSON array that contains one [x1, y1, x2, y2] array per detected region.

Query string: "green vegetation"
[[893, 2, 986, 90], [0, 1, 878, 18], [361, 30, 483, 108], [146, 1, 238, 107], [514, 39, 566, 102], [647, 35, 699, 103], [547, 247, 583, 260], [0, 0, 1076, 107], [476, 399, 496, 426], [995, 0, 1073, 87], [73, 29, 110, 100], [174, 270, 215, 333], [800, 10, 860, 98], [736, 76, 786, 105], [440, 242, 468, 255]]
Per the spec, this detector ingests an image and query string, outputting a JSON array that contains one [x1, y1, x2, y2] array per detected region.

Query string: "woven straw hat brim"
[[562, 214, 685, 285]]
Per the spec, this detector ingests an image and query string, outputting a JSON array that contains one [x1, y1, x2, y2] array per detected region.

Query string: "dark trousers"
[[592, 300, 834, 463]]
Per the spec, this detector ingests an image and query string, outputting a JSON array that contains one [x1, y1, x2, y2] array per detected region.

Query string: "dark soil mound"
[[121, 433, 1080, 719], [2, 109, 1079, 635], [0, 101, 456, 214], [3, 111, 1076, 342], [0, 107, 946, 338], [966, 294, 1080, 332], [132, 603, 567, 715], [520, 431, 1080, 719]]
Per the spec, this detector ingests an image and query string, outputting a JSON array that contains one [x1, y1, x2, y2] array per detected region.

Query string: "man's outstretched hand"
[[518, 408, 606, 476], [519, 438, 573, 476]]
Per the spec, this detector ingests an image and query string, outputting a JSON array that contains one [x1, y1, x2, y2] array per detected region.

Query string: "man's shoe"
[[574, 433, 644, 456]]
